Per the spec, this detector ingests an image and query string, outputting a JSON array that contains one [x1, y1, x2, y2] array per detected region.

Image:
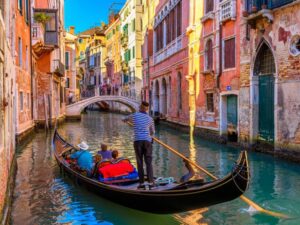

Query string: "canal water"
[[11, 112, 300, 225]]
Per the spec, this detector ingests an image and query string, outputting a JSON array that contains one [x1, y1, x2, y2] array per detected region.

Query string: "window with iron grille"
[[254, 44, 275, 75], [224, 38, 235, 69], [206, 0, 214, 14], [220, 0, 236, 22], [206, 93, 214, 112]]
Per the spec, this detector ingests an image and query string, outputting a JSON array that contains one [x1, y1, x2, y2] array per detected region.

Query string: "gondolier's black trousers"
[[134, 140, 154, 184]]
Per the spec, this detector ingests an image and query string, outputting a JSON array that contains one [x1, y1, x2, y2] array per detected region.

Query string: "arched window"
[[206, 0, 214, 14], [205, 39, 213, 71], [254, 43, 275, 76]]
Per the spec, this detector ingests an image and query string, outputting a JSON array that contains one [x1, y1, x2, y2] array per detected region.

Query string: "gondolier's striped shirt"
[[126, 112, 155, 142]]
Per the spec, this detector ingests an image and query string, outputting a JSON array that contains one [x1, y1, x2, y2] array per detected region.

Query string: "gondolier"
[[123, 101, 156, 190]]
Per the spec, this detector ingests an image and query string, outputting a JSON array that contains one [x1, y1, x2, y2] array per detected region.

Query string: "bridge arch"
[[66, 95, 139, 118]]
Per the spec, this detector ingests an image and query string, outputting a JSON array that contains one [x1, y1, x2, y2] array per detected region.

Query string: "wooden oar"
[[126, 122, 290, 219]]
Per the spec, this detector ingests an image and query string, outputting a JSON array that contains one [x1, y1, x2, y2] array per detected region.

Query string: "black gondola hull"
[[53, 130, 250, 214]]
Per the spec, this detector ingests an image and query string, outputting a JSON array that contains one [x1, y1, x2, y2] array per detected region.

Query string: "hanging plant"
[[34, 13, 51, 28]]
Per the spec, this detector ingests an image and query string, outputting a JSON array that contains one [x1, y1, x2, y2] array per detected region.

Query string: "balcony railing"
[[220, 0, 236, 22], [245, 0, 294, 13], [52, 59, 65, 77], [154, 35, 183, 65]]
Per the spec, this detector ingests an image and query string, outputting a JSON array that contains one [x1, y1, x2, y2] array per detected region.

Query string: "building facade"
[[148, 0, 190, 124], [65, 27, 79, 104], [31, 0, 66, 128], [240, 0, 300, 156], [119, 0, 143, 101], [0, 0, 17, 220], [104, 13, 122, 95], [15, 0, 34, 141], [197, 0, 241, 140]]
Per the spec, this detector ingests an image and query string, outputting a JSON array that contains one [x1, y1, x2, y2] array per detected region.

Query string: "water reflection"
[[11, 112, 300, 225]]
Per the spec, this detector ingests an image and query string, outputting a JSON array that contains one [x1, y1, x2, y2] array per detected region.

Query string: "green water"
[[11, 112, 300, 225]]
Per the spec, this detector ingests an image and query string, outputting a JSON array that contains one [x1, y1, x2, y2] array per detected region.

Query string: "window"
[[206, 93, 214, 112], [66, 78, 70, 88], [132, 46, 135, 58], [224, 38, 235, 69], [18, 0, 23, 13], [132, 19, 135, 32], [18, 37, 22, 67], [27, 93, 30, 109], [205, 39, 213, 71], [177, 72, 182, 111], [45, 12, 57, 31], [32, 27, 38, 37], [206, 0, 214, 14], [65, 52, 70, 70], [26, 46, 29, 71], [78, 38, 83, 43], [25, 0, 29, 22], [177, 1, 182, 37], [20, 92, 24, 111]]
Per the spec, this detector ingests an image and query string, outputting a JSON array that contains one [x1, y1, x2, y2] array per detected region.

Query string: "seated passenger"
[[111, 150, 119, 163], [98, 143, 112, 160], [70, 141, 93, 176], [91, 154, 102, 178]]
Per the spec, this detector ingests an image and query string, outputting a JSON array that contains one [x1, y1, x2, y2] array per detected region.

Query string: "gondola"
[[53, 129, 250, 214]]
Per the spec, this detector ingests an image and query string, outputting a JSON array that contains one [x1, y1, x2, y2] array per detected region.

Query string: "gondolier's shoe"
[[137, 183, 146, 190]]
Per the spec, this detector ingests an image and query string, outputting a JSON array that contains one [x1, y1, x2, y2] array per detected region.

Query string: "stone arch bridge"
[[66, 95, 139, 118]]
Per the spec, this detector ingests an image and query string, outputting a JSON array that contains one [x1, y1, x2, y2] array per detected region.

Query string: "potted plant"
[[34, 13, 51, 28]]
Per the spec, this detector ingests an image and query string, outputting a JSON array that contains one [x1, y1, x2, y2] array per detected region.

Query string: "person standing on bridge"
[[123, 101, 156, 190]]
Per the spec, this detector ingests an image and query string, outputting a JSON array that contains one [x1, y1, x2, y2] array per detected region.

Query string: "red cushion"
[[99, 162, 135, 178]]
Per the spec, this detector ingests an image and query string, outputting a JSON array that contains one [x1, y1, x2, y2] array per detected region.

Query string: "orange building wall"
[[15, 0, 33, 134]]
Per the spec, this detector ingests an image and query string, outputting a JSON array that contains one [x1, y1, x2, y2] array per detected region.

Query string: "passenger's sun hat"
[[77, 141, 89, 150]]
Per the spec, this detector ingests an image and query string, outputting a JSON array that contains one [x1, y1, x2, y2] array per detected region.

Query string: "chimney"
[[69, 26, 75, 35]]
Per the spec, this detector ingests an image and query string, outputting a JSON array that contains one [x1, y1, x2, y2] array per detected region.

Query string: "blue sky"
[[64, 0, 125, 33]]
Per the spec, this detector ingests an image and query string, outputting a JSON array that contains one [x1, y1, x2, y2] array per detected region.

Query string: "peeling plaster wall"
[[239, 3, 300, 152]]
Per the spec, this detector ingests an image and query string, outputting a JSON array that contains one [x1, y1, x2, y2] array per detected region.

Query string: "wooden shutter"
[[224, 38, 235, 69]]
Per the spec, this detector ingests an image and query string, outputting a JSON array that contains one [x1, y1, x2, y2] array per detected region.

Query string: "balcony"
[[244, 0, 294, 23], [34, 9, 59, 47], [154, 35, 183, 65], [52, 59, 65, 77], [220, 0, 236, 23]]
